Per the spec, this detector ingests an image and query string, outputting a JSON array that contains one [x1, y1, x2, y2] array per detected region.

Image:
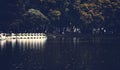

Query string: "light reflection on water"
[[0, 39, 47, 50], [0, 40, 6, 49], [17, 39, 47, 50], [0, 37, 120, 70]]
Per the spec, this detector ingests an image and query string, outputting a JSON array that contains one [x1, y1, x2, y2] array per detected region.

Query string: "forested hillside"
[[0, 0, 120, 34]]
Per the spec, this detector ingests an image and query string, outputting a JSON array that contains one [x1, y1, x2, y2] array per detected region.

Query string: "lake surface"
[[0, 37, 120, 70]]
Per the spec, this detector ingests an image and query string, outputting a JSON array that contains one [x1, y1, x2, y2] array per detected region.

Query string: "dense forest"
[[0, 0, 120, 35]]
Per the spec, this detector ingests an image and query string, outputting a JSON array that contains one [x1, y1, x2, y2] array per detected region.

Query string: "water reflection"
[[0, 39, 47, 50], [0, 40, 6, 49], [17, 39, 47, 50], [0, 37, 120, 70]]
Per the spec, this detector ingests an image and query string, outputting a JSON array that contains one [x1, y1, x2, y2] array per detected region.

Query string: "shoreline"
[[47, 33, 120, 38]]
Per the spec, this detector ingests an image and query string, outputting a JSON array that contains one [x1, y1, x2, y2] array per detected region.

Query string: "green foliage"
[[1, 0, 120, 34], [48, 9, 61, 21]]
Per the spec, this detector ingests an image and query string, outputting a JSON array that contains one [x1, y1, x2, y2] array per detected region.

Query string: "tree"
[[11, 8, 49, 33]]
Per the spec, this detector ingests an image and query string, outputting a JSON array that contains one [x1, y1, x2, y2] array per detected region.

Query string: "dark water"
[[0, 37, 120, 70]]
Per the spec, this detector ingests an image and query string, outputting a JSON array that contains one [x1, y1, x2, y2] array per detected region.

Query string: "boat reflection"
[[17, 39, 47, 50], [0, 39, 47, 50], [0, 40, 6, 49]]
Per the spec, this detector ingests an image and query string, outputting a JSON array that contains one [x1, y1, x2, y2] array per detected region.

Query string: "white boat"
[[0, 33, 6, 40], [0, 33, 47, 40]]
